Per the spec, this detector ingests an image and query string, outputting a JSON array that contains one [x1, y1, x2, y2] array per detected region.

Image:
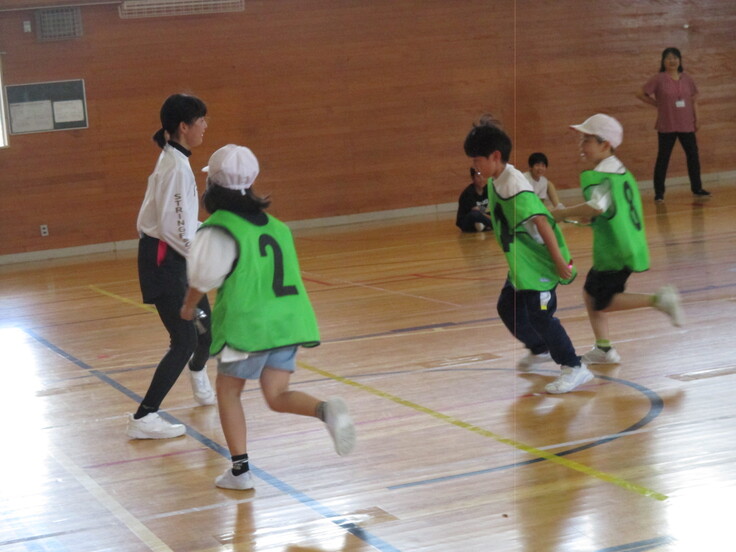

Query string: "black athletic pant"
[[137, 292, 211, 416], [653, 131, 704, 198]]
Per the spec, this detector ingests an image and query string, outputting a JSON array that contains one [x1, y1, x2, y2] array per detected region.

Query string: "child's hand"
[[556, 258, 573, 280], [180, 305, 195, 321]]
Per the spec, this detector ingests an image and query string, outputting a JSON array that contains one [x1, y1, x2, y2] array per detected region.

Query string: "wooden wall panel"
[[0, 0, 734, 256]]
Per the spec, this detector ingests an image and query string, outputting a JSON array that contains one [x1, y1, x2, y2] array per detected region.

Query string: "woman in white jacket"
[[128, 93, 215, 439]]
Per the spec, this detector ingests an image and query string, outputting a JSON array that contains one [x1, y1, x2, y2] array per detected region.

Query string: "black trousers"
[[137, 235, 212, 414], [137, 292, 212, 414], [457, 210, 493, 233], [653, 131, 703, 198]]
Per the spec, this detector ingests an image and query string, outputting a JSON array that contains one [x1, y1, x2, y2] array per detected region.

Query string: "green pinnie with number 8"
[[180, 144, 356, 492], [552, 114, 685, 366]]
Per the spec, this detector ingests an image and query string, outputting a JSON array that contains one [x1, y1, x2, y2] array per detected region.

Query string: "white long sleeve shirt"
[[136, 144, 200, 257]]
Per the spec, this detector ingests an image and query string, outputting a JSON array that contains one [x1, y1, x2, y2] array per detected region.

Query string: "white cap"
[[202, 144, 259, 190], [570, 114, 623, 148]]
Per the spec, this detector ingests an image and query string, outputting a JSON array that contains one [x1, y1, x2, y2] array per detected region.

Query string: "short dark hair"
[[202, 183, 271, 215], [152, 93, 207, 148], [528, 152, 548, 168], [463, 122, 512, 162], [659, 47, 683, 73]]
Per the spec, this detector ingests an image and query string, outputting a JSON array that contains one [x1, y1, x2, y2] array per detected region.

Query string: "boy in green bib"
[[553, 114, 684, 364], [180, 145, 355, 490], [464, 121, 593, 394]]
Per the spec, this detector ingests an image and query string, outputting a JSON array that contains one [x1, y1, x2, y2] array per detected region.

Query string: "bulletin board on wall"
[[5, 79, 87, 134]]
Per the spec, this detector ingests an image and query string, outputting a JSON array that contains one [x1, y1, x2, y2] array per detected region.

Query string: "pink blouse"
[[642, 72, 698, 133]]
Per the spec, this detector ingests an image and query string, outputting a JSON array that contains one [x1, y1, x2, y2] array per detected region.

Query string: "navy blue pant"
[[496, 279, 580, 367], [653, 131, 703, 198]]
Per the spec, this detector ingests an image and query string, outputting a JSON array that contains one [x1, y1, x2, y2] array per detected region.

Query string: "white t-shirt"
[[523, 171, 549, 199], [188, 225, 248, 362]]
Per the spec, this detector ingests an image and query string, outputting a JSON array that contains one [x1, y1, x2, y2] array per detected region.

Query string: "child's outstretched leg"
[[215, 372, 255, 490], [582, 285, 684, 364], [260, 367, 356, 456]]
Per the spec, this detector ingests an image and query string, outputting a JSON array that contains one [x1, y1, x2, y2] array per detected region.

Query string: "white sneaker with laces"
[[654, 286, 684, 327], [582, 346, 621, 364], [545, 364, 594, 394], [324, 397, 356, 456], [127, 412, 186, 439], [189, 367, 216, 406], [215, 468, 255, 490], [517, 351, 552, 371]]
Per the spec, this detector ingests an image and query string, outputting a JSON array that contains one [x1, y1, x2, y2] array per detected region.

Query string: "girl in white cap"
[[129, 93, 215, 440], [552, 114, 684, 365], [180, 145, 356, 490]]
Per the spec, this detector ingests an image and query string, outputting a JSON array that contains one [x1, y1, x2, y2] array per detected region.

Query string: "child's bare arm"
[[533, 215, 572, 280], [547, 180, 562, 207], [551, 202, 601, 222], [180, 288, 206, 320]]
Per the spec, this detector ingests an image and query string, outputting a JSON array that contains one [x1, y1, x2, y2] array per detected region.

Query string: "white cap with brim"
[[202, 144, 259, 191], [570, 114, 623, 149]]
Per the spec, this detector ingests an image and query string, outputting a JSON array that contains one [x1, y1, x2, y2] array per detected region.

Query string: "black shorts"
[[584, 268, 632, 311]]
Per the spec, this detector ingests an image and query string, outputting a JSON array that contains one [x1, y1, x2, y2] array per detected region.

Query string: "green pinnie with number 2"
[[202, 209, 320, 355], [580, 170, 650, 272]]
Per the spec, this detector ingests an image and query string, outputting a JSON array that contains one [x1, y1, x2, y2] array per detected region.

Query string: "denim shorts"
[[217, 346, 298, 380]]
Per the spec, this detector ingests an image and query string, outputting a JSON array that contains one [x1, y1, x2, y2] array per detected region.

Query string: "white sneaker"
[[654, 286, 684, 327], [545, 364, 594, 394], [517, 351, 552, 371], [189, 367, 216, 406], [474, 222, 486, 232], [127, 412, 186, 439], [324, 397, 356, 456], [582, 346, 621, 364], [215, 468, 255, 490]]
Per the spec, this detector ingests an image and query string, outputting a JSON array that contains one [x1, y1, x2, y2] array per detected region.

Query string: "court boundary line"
[[24, 329, 402, 552], [298, 361, 668, 501]]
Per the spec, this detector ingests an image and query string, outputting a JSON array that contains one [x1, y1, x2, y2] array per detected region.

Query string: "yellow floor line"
[[50, 446, 173, 551], [88, 285, 157, 313], [299, 361, 668, 501]]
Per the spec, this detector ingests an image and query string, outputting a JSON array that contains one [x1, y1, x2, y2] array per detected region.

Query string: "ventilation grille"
[[119, 0, 244, 19], [35, 7, 83, 41]]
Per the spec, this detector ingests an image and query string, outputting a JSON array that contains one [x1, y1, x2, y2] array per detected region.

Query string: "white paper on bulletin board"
[[9, 100, 54, 133], [53, 99, 85, 123]]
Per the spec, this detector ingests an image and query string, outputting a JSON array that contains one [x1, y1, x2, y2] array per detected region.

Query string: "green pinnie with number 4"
[[490, 183, 577, 290]]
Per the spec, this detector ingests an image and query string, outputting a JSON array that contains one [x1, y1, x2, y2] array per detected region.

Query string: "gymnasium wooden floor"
[[1, 182, 734, 552]]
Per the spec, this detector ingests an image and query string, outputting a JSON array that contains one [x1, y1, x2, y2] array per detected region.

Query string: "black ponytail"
[[152, 93, 207, 149]]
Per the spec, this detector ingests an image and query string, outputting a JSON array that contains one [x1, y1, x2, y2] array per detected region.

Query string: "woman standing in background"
[[128, 93, 216, 439], [636, 47, 710, 202]]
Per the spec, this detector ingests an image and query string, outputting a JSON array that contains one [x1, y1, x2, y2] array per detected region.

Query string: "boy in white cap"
[[180, 145, 355, 490], [552, 114, 684, 365]]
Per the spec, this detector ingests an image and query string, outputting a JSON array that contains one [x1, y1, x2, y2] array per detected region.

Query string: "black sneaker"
[[693, 189, 711, 196]]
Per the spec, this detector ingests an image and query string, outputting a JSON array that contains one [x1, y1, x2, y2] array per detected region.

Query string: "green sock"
[[595, 339, 612, 352]]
